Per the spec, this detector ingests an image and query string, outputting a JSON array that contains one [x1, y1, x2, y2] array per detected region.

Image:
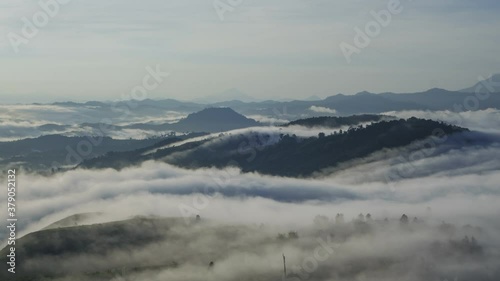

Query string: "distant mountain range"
[[47, 77, 500, 123], [0, 135, 166, 172], [0, 108, 256, 172], [459, 74, 500, 94], [5, 80, 497, 174], [0, 104, 274, 172]]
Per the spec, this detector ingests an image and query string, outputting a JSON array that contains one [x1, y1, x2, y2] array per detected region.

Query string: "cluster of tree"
[[277, 231, 299, 241], [452, 236, 482, 254], [335, 213, 345, 224], [316, 213, 409, 225], [431, 235, 483, 257], [283, 114, 389, 128]]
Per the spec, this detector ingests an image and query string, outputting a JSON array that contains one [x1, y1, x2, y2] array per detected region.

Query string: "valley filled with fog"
[[1, 98, 500, 281]]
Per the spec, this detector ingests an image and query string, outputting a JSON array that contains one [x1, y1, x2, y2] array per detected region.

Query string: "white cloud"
[[309, 106, 337, 114], [383, 109, 500, 134]]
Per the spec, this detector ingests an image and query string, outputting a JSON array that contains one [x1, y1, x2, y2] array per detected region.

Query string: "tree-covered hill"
[[0, 214, 487, 281], [283, 114, 391, 128], [165, 118, 466, 177], [80, 117, 467, 177]]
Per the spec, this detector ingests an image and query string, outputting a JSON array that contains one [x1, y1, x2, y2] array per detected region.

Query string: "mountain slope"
[[460, 74, 500, 94], [0, 217, 261, 280], [164, 118, 467, 177], [80, 117, 467, 177]]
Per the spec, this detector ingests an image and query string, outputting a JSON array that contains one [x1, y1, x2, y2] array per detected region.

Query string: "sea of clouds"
[[0, 108, 499, 280]]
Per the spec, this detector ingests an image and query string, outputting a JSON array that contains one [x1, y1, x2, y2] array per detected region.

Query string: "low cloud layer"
[[1, 154, 500, 280], [0, 104, 187, 141], [384, 109, 500, 134], [1, 130, 499, 240], [1, 109, 499, 280]]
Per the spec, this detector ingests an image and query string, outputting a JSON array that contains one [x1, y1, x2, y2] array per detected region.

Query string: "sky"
[[0, 0, 499, 103]]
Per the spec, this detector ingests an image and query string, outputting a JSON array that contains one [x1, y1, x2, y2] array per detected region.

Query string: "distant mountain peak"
[[189, 107, 241, 116], [304, 95, 323, 101], [423, 87, 452, 94], [173, 107, 260, 132], [460, 73, 500, 94], [355, 91, 373, 96]]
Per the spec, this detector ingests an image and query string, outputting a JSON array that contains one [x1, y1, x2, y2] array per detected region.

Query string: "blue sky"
[[1, 0, 499, 103]]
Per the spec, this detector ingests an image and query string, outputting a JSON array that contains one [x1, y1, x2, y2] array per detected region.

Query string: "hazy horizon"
[[1, 0, 500, 103], [2, 77, 499, 105]]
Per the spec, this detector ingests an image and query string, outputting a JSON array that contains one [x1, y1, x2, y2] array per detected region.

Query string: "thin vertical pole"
[[282, 253, 286, 280]]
